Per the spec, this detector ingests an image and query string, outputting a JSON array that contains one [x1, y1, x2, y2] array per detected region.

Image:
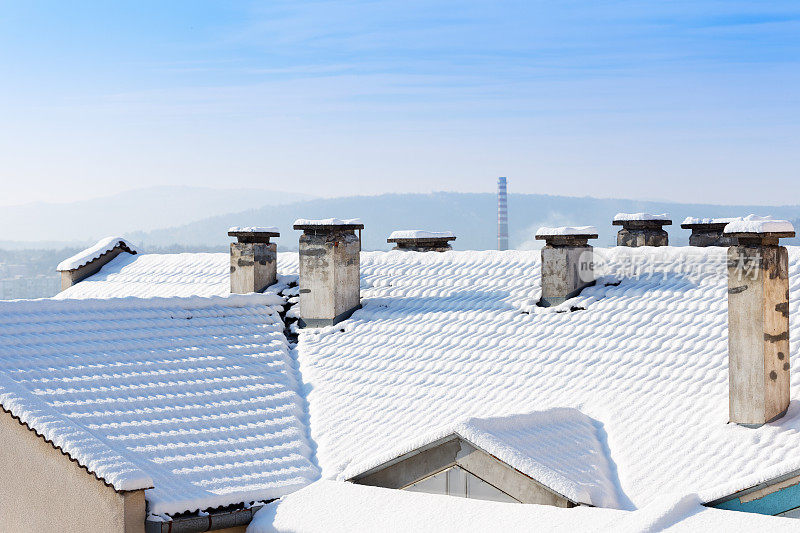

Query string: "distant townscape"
[[3, 186, 800, 299]]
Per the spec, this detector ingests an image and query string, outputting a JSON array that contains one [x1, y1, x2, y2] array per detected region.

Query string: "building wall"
[[0, 410, 146, 533]]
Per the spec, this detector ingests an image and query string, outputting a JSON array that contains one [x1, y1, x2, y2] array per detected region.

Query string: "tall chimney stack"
[[498, 177, 509, 251], [724, 216, 795, 426], [294, 218, 364, 328], [613, 213, 671, 247], [228, 226, 280, 294], [535, 226, 598, 307]]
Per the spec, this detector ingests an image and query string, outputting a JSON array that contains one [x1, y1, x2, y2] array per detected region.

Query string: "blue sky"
[[1, 1, 799, 205]]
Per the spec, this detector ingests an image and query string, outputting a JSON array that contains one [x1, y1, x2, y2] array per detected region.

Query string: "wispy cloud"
[[1, 1, 799, 205]]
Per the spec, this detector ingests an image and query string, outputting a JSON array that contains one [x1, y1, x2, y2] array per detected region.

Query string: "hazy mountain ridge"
[[5, 191, 800, 300], [130, 192, 800, 251], [0, 186, 314, 243]]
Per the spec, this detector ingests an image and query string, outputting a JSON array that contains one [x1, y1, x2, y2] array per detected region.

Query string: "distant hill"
[[130, 192, 800, 251], [0, 186, 314, 243]]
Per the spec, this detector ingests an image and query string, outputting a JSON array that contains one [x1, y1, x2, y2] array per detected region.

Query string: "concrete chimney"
[[228, 226, 279, 294], [535, 226, 598, 307], [294, 218, 364, 328], [613, 213, 671, 247], [681, 217, 739, 247], [57, 237, 137, 291], [387, 231, 456, 252], [724, 216, 795, 426]]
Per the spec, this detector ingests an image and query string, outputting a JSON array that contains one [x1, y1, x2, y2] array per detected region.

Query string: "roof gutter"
[[145, 504, 266, 533]]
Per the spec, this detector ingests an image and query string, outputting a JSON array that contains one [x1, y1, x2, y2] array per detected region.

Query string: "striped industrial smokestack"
[[497, 176, 508, 250]]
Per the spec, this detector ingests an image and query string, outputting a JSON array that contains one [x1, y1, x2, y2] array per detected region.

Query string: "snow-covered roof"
[[0, 294, 318, 515], [724, 214, 795, 234], [43, 245, 800, 512], [343, 408, 618, 507], [296, 247, 800, 509], [613, 212, 671, 222], [535, 225, 598, 237], [55, 252, 231, 299], [292, 218, 363, 227], [247, 480, 798, 533], [56, 236, 137, 271], [0, 372, 152, 492], [54, 252, 301, 299], [388, 230, 456, 240]]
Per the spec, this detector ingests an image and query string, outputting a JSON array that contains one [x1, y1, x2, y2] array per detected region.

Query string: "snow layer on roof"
[[228, 226, 280, 233], [724, 214, 795, 234], [388, 230, 455, 239], [294, 247, 800, 509], [535, 225, 598, 237], [0, 294, 318, 515], [247, 481, 797, 533], [613, 212, 670, 222], [343, 408, 617, 507], [54, 252, 301, 300], [55, 253, 231, 299], [49, 247, 800, 510], [293, 218, 362, 226], [57, 236, 137, 271], [680, 217, 739, 226], [0, 373, 152, 491]]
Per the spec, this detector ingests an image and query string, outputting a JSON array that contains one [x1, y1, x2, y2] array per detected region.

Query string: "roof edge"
[[0, 374, 153, 492], [0, 405, 153, 494], [145, 502, 269, 533]]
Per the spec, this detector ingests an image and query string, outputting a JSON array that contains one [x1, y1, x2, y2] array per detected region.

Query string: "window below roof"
[[404, 465, 519, 503]]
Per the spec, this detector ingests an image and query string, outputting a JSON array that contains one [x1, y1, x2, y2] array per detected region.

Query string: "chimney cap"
[[228, 226, 280, 243], [535, 226, 598, 241], [387, 230, 456, 244], [612, 213, 672, 227], [293, 218, 364, 231], [723, 215, 795, 240], [680, 217, 739, 230]]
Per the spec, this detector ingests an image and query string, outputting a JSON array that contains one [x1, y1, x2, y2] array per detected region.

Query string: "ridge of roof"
[[57, 236, 137, 271], [342, 408, 619, 507]]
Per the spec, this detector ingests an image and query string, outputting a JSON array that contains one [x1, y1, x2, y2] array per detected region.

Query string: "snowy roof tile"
[[295, 247, 800, 509], [42, 246, 800, 511], [0, 294, 318, 515], [54, 252, 301, 299], [0, 372, 153, 492], [56, 236, 137, 271]]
